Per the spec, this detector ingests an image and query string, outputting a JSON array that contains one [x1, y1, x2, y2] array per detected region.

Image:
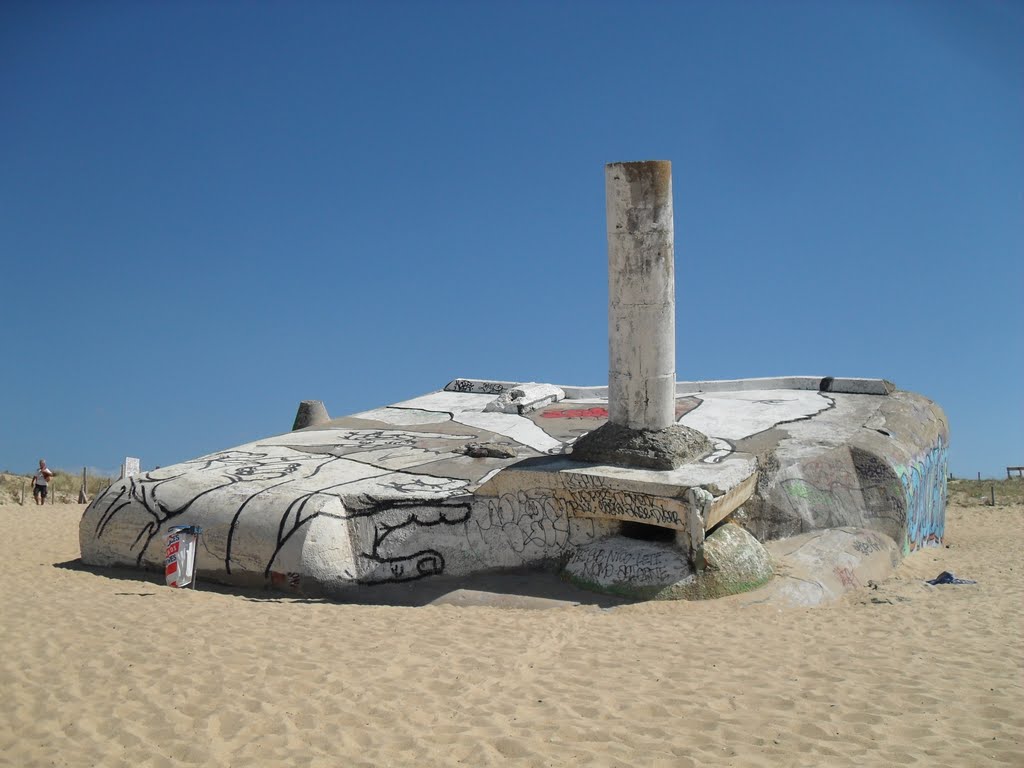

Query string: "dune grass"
[[0, 470, 115, 504], [948, 477, 1024, 507]]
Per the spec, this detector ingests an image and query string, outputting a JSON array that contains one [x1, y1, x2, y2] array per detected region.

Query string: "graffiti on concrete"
[[352, 499, 473, 584], [777, 449, 907, 538], [549, 474, 687, 529], [473, 491, 570, 558], [851, 534, 887, 556], [80, 381, 949, 594], [897, 436, 948, 553], [448, 379, 506, 394], [88, 450, 344, 573], [569, 545, 674, 585], [833, 566, 858, 589], [779, 473, 861, 533], [703, 438, 734, 464], [849, 448, 906, 531]]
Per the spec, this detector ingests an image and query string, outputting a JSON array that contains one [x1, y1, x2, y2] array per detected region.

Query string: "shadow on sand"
[[53, 559, 634, 610]]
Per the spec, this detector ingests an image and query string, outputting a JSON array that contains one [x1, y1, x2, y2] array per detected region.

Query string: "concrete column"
[[606, 160, 676, 431]]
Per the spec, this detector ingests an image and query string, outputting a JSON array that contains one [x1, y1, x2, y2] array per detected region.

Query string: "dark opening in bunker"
[[620, 521, 675, 542]]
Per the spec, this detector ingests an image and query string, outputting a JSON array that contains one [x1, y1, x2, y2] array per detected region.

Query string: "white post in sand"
[[606, 160, 676, 432]]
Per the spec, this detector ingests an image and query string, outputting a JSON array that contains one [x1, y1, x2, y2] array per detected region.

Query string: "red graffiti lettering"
[[541, 407, 609, 419], [833, 566, 859, 589]]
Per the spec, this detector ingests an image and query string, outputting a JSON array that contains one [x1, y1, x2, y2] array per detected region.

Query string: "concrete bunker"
[[78, 161, 948, 603]]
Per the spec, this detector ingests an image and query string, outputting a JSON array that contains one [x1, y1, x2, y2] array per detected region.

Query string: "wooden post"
[[977, 471, 981, 481], [78, 466, 88, 504], [991, 484, 995, 506]]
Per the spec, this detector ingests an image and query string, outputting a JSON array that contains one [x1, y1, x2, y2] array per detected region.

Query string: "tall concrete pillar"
[[573, 160, 709, 470], [606, 160, 676, 431]]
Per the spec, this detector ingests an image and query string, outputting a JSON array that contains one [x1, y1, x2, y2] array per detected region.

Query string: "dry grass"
[[0, 471, 114, 505], [948, 477, 1024, 507]]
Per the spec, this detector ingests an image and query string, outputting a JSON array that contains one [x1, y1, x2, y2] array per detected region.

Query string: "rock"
[[562, 537, 695, 599], [655, 523, 773, 600], [461, 442, 518, 459]]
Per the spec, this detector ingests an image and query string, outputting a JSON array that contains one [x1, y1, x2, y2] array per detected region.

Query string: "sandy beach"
[[1, 501, 1020, 767]]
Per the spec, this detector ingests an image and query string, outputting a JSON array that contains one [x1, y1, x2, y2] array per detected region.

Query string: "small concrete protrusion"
[[483, 383, 565, 415], [683, 487, 714, 570], [292, 400, 330, 431]]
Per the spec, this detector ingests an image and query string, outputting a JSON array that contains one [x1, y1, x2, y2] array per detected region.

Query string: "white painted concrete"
[[679, 390, 832, 441], [394, 390, 562, 453], [350, 407, 452, 426]]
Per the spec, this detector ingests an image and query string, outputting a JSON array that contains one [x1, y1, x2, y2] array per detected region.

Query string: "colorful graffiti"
[[774, 440, 947, 551], [897, 435, 948, 554]]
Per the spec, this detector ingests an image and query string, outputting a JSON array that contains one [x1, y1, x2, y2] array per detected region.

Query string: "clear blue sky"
[[2, 1, 1020, 479]]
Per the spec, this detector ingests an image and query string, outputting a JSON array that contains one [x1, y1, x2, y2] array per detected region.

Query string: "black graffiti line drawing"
[[88, 449, 353, 567], [354, 499, 473, 584]]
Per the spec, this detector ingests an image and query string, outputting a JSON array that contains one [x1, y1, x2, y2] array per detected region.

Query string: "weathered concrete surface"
[[79, 377, 948, 599], [292, 400, 329, 430], [735, 390, 949, 555], [739, 527, 903, 607], [606, 161, 676, 432], [570, 421, 712, 470]]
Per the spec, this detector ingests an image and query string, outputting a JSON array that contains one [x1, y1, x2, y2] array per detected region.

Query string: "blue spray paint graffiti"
[[896, 435, 948, 554]]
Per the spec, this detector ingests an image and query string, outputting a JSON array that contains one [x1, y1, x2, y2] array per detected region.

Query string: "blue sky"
[[1, 1, 1020, 479]]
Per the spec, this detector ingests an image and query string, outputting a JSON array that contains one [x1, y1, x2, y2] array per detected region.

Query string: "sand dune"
[[0, 502, 1020, 767]]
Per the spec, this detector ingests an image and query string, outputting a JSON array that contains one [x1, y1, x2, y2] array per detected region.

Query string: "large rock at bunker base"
[[658, 522, 774, 600], [562, 522, 773, 601]]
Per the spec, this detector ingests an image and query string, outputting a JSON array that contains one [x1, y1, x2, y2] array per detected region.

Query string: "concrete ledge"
[[550, 377, 895, 400], [675, 377, 894, 396], [444, 378, 521, 394]]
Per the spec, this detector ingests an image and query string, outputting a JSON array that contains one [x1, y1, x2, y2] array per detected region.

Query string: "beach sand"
[[1, 502, 1020, 767]]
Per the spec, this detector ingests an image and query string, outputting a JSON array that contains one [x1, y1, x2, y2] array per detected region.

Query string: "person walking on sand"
[[32, 459, 53, 505]]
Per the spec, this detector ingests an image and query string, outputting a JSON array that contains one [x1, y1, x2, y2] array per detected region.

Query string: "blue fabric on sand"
[[925, 571, 976, 585]]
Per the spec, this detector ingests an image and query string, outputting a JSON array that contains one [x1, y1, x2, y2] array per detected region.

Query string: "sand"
[[1, 502, 1021, 767]]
